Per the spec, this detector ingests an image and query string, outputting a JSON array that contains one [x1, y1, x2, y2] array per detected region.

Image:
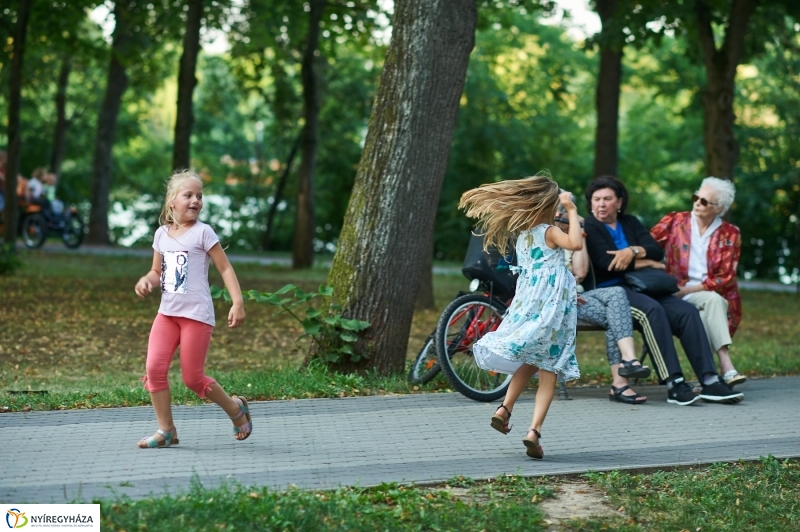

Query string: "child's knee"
[[183, 375, 215, 398]]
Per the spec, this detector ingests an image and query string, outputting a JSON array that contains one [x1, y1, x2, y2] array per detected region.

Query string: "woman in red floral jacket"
[[650, 177, 745, 387]]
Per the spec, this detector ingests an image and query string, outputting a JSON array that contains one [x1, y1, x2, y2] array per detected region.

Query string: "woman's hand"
[[135, 277, 153, 298], [606, 248, 635, 271], [228, 302, 245, 328]]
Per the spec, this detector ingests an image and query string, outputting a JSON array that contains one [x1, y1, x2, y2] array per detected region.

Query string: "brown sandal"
[[522, 428, 543, 459], [490, 404, 513, 435]]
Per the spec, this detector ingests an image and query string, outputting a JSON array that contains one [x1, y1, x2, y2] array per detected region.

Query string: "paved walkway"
[[2, 376, 798, 503], [35, 243, 800, 292]]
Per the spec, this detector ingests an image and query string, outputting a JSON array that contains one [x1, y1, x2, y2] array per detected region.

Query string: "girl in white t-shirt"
[[134, 170, 249, 448]]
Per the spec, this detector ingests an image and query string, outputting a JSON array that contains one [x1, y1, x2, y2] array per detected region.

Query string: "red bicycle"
[[408, 235, 517, 401]]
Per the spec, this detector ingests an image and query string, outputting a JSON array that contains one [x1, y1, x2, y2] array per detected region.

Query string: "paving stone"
[[1, 376, 798, 502]]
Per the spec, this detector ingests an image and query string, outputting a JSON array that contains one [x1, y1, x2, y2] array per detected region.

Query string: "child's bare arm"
[[208, 243, 245, 328], [546, 193, 583, 251], [135, 251, 162, 298]]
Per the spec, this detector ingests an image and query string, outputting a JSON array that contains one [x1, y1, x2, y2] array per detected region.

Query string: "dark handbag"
[[624, 267, 679, 296], [461, 234, 518, 300]]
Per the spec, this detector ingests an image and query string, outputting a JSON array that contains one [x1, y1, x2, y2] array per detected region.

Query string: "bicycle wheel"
[[21, 213, 47, 249], [62, 213, 85, 248], [435, 293, 512, 402], [408, 333, 440, 385]]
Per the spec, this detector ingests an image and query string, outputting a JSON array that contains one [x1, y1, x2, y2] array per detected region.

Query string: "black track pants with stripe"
[[623, 285, 718, 383]]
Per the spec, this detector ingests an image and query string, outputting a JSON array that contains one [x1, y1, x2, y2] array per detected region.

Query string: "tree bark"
[[3, 0, 31, 249], [87, 2, 133, 245], [172, 0, 203, 171], [50, 55, 72, 181], [327, 0, 477, 374], [695, 0, 756, 179], [415, 241, 435, 310], [292, 0, 325, 269], [263, 132, 302, 250], [593, 0, 623, 178]]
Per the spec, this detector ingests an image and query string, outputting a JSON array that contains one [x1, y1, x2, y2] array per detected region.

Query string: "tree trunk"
[[87, 2, 133, 245], [695, 0, 756, 179], [263, 132, 302, 250], [172, 0, 203, 171], [327, 0, 477, 374], [593, 0, 622, 178], [50, 56, 72, 181], [415, 241, 435, 310], [3, 0, 31, 249], [292, 0, 325, 269]]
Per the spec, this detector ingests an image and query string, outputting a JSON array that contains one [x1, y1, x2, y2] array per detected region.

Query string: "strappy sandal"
[[138, 427, 179, 449], [609, 385, 647, 405], [522, 428, 543, 459], [230, 396, 252, 441], [490, 404, 513, 435], [618, 358, 651, 379]]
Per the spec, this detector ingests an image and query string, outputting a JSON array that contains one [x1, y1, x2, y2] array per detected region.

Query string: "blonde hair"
[[459, 174, 561, 256], [159, 169, 204, 226]]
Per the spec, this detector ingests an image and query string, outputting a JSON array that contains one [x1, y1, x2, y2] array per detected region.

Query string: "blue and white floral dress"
[[473, 224, 580, 383]]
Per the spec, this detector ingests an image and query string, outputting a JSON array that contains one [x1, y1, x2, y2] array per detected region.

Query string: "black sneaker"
[[666, 378, 700, 406], [699, 381, 744, 404]]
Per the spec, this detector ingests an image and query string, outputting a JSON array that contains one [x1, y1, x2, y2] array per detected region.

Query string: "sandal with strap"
[[522, 428, 543, 459], [490, 404, 513, 435], [230, 396, 252, 441], [138, 427, 179, 449], [609, 385, 647, 405], [618, 358, 651, 379]]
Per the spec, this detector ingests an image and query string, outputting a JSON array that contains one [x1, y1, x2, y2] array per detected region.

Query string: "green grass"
[[1, 250, 798, 411], [95, 459, 800, 531], [574, 456, 800, 531]]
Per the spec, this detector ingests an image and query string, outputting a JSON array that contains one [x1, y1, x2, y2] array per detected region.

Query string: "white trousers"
[[684, 291, 732, 353]]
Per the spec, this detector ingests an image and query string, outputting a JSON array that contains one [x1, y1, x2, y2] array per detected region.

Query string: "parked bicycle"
[[408, 235, 518, 401]]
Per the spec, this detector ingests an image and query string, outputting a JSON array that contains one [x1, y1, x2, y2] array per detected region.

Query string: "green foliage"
[[212, 283, 371, 365], [0, 244, 22, 275]]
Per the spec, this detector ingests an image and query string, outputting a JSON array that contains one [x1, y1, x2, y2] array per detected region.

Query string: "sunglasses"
[[692, 194, 718, 207]]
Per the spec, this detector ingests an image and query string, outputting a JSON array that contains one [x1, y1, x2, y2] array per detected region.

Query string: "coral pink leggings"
[[142, 313, 216, 398]]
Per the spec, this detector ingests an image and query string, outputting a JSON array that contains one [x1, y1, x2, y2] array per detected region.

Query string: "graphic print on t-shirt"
[[161, 251, 189, 294]]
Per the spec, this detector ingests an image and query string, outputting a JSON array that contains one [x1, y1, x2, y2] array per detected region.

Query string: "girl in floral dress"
[[459, 175, 583, 459]]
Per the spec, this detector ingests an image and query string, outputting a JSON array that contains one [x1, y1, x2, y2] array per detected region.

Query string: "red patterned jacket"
[[650, 211, 742, 337]]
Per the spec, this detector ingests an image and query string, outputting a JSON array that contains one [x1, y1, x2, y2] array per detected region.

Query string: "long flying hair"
[[159, 169, 204, 226], [459, 174, 561, 255]]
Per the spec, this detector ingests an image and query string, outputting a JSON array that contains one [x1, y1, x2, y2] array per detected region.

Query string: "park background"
[[1, 0, 799, 379], [1, 0, 798, 280]]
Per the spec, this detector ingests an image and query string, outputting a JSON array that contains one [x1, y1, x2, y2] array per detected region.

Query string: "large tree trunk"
[[263, 132, 301, 250], [50, 56, 72, 181], [87, 2, 133, 244], [172, 0, 203, 171], [292, 0, 325, 269], [415, 241, 435, 310], [593, 0, 623, 178], [3, 0, 31, 249], [695, 0, 756, 179], [327, 0, 477, 374]]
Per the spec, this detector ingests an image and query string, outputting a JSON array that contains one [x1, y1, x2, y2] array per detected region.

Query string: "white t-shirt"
[[153, 221, 220, 326], [684, 213, 722, 299]]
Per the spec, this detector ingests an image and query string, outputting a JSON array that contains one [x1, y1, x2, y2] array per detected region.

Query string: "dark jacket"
[[584, 214, 664, 287]]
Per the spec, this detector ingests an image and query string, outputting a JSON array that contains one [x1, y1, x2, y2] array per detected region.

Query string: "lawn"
[[1, 250, 798, 411], [97, 458, 800, 531]]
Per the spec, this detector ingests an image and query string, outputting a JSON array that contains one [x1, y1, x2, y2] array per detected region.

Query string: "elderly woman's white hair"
[[699, 176, 736, 216]]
